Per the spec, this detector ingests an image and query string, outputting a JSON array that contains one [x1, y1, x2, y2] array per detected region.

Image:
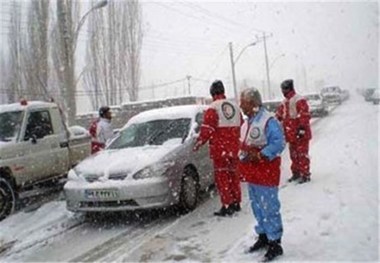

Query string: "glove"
[[247, 149, 262, 163], [296, 127, 306, 139], [193, 141, 202, 152]]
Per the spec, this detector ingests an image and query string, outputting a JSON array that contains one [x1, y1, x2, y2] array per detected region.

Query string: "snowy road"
[[0, 94, 378, 262]]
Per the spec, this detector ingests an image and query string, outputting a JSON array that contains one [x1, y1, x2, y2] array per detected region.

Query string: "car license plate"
[[85, 189, 119, 199]]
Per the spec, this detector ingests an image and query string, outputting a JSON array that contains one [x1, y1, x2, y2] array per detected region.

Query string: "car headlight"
[[133, 162, 174, 180]]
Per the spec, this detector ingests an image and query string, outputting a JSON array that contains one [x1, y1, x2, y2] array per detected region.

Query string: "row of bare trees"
[[0, 0, 143, 125], [84, 0, 142, 110]]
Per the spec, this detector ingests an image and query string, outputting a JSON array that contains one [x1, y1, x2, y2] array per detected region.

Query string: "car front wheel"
[[179, 167, 199, 213], [0, 177, 17, 221]]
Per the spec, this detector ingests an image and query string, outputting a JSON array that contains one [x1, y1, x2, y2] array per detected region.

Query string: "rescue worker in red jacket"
[[193, 80, 242, 216], [276, 79, 312, 183], [238, 87, 285, 262]]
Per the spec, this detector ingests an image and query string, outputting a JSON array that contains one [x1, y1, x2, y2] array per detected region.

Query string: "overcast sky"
[[0, 0, 378, 112], [137, 0, 378, 101]]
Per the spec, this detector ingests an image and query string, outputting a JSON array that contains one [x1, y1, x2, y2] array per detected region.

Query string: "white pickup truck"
[[0, 100, 91, 221]]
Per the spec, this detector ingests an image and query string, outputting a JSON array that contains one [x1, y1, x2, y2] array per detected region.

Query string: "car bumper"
[[64, 177, 179, 212]]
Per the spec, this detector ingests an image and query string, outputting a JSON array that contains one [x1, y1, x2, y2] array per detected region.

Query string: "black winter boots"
[[213, 206, 234, 216], [298, 175, 311, 184], [248, 234, 268, 253], [263, 239, 283, 262], [248, 235, 283, 262], [214, 202, 241, 216], [288, 172, 300, 182], [231, 202, 241, 212]]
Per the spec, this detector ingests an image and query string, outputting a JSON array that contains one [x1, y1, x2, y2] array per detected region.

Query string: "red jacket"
[[196, 95, 242, 160], [276, 90, 312, 143], [238, 110, 282, 187]]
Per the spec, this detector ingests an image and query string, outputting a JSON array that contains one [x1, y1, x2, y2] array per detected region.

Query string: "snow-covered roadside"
[[0, 94, 378, 262], [0, 202, 82, 257], [119, 94, 379, 262]]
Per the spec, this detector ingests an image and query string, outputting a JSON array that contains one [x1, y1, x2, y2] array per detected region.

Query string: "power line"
[[177, 1, 267, 34]]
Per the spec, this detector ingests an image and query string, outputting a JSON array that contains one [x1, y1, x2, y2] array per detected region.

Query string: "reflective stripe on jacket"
[[197, 95, 241, 160], [276, 90, 312, 143]]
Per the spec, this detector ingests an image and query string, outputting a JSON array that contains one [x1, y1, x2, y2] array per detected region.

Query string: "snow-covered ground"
[[0, 93, 378, 262]]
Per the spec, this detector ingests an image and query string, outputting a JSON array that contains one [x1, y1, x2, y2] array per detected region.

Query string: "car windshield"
[[0, 111, 24, 142], [305, 94, 320, 100], [108, 118, 191, 149]]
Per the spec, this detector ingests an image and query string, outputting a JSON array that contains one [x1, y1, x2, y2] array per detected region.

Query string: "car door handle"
[[60, 142, 69, 148]]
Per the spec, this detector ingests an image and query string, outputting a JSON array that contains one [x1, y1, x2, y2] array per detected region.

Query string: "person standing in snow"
[[238, 87, 285, 262], [89, 106, 114, 154], [193, 80, 242, 216], [276, 79, 312, 184]]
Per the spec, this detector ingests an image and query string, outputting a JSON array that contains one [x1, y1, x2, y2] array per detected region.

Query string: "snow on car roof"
[[0, 101, 57, 113], [126, 105, 208, 126]]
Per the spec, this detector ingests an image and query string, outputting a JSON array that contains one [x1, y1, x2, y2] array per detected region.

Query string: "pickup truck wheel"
[[179, 167, 199, 213], [0, 178, 16, 221]]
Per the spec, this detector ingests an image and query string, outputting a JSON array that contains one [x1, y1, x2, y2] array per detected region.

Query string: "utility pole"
[[229, 42, 238, 102], [229, 40, 262, 102], [262, 32, 272, 99], [186, 75, 191, 95]]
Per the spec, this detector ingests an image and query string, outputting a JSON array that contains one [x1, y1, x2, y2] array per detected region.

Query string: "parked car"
[[340, 89, 350, 101], [363, 88, 377, 102], [321, 86, 342, 105], [64, 105, 214, 214], [0, 100, 91, 221], [370, 89, 380, 105], [304, 93, 329, 117]]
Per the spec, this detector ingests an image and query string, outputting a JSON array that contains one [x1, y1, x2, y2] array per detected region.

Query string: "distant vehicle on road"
[[340, 89, 350, 101], [64, 105, 214, 214], [321, 86, 342, 105], [370, 89, 380, 105], [363, 88, 377, 102], [262, 99, 282, 113], [304, 93, 329, 117]]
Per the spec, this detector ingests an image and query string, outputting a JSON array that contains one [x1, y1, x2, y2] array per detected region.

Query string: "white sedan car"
[[305, 93, 329, 117], [64, 105, 214, 213]]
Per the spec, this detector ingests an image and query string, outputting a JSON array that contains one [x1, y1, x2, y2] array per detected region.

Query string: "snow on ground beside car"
[[0, 201, 81, 255], [0, 94, 378, 262], [119, 94, 379, 262]]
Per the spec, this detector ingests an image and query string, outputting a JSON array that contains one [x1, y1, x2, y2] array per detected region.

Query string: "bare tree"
[[84, 6, 105, 110], [123, 0, 143, 102], [22, 0, 50, 100], [84, 0, 143, 109], [8, 0, 24, 102], [52, 0, 80, 124], [0, 55, 12, 103]]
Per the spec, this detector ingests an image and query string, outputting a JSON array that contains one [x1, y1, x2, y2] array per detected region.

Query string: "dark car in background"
[[369, 89, 380, 105], [363, 88, 377, 102]]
